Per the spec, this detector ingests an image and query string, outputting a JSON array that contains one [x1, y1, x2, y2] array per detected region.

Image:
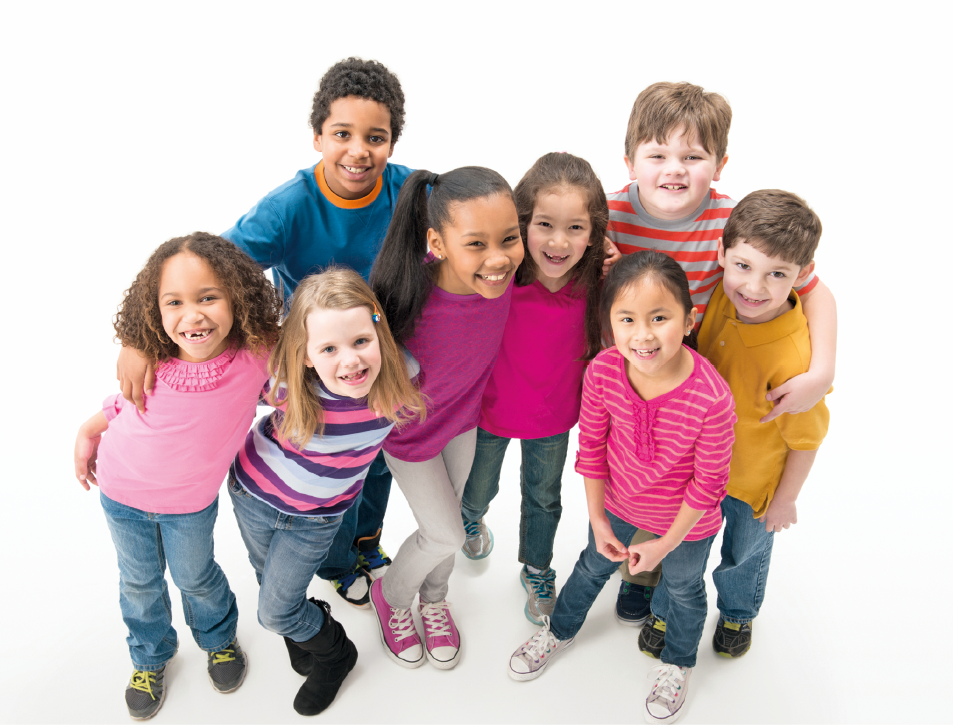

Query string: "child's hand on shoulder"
[[761, 370, 830, 423], [117, 346, 156, 414], [602, 237, 622, 277], [759, 497, 797, 533]]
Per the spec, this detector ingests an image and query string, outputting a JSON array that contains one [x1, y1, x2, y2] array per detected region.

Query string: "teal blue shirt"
[[224, 161, 414, 300]]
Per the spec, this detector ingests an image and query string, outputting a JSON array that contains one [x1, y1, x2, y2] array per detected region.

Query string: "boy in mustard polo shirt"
[[645, 189, 831, 659]]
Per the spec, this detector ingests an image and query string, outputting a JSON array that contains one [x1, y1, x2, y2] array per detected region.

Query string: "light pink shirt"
[[480, 280, 588, 439], [97, 348, 269, 514], [575, 346, 735, 540]]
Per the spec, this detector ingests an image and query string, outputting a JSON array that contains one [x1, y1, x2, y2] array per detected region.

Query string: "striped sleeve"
[[575, 359, 611, 479], [683, 369, 736, 513]]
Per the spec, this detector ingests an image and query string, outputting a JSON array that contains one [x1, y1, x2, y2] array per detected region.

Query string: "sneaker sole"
[[520, 583, 554, 626], [369, 592, 426, 669], [461, 530, 494, 560], [644, 699, 685, 724], [615, 610, 649, 627], [209, 651, 247, 694], [507, 638, 574, 682], [426, 635, 462, 670]]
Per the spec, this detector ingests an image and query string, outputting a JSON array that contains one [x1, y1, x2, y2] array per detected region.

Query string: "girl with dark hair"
[[367, 166, 523, 670], [506, 251, 736, 725], [458, 152, 607, 626], [73, 233, 282, 719]]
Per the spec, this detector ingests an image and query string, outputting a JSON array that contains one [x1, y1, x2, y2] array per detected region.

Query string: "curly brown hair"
[[114, 232, 282, 363]]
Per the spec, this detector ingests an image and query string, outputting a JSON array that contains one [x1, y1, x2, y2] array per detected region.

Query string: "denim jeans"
[[549, 509, 714, 668], [316, 449, 391, 580], [100, 492, 238, 671], [460, 427, 568, 569], [710, 495, 774, 624], [228, 477, 343, 642]]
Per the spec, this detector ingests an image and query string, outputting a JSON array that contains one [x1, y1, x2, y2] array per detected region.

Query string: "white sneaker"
[[507, 616, 574, 681], [645, 664, 691, 723]]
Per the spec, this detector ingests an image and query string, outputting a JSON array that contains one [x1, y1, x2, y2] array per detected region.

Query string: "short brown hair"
[[722, 190, 822, 268], [625, 82, 732, 161]]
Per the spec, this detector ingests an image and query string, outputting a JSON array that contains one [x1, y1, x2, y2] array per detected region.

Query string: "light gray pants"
[[381, 429, 477, 609]]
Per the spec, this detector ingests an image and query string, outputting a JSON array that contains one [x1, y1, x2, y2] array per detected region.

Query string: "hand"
[[591, 517, 629, 562], [761, 370, 829, 423], [627, 537, 671, 576], [117, 345, 155, 414], [74, 430, 102, 491], [759, 497, 797, 533], [602, 236, 622, 278]]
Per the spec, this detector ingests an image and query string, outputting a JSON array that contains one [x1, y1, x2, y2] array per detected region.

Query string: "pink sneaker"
[[418, 600, 461, 669], [369, 578, 424, 668]]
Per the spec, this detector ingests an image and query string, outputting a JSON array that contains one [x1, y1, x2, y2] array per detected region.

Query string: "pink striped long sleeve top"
[[575, 345, 736, 541]]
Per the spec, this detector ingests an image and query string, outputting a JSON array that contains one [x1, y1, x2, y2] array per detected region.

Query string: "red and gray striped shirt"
[[575, 346, 736, 540], [607, 183, 818, 326]]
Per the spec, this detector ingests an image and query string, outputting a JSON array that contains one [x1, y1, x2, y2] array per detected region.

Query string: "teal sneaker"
[[520, 565, 556, 625]]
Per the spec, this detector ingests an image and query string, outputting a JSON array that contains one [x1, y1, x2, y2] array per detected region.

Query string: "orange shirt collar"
[[315, 160, 383, 209]]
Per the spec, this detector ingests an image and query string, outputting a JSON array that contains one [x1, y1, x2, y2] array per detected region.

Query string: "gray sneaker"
[[644, 664, 691, 723], [125, 666, 167, 720], [507, 617, 574, 681], [461, 518, 494, 560], [207, 640, 247, 693], [520, 565, 556, 625]]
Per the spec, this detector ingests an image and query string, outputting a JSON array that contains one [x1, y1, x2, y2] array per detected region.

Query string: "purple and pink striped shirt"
[[575, 345, 736, 540]]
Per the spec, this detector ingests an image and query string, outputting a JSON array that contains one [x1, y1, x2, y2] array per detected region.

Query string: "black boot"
[[292, 599, 358, 716], [283, 636, 313, 676]]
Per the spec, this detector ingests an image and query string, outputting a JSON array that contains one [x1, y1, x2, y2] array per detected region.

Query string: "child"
[[507, 251, 735, 725], [119, 58, 412, 608], [366, 167, 524, 669], [644, 190, 829, 660], [606, 81, 837, 622], [73, 233, 282, 720], [227, 268, 423, 715], [459, 152, 606, 626]]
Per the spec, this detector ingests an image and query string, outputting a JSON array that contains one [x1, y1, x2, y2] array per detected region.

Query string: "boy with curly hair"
[[119, 58, 412, 610]]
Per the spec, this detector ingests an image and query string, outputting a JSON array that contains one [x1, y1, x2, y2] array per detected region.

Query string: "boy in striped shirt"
[[609, 82, 837, 626]]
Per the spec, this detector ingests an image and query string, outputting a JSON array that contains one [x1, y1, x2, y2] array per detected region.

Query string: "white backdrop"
[[1, 2, 948, 723]]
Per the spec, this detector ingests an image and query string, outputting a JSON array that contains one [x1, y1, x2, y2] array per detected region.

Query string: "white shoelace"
[[388, 606, 418, 642], [419, 601, 453, 637], [516, 618, 559, 664], [648, 664, 686, 705]]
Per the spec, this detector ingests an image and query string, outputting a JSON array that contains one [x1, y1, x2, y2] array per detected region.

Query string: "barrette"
[[372, 303, 381, 323]]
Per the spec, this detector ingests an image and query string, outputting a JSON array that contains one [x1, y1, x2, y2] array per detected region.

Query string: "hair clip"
[[372, 304, 381, 323]]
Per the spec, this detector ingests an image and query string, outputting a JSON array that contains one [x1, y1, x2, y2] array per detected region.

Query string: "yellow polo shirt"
[[697, 282, 830, 517]]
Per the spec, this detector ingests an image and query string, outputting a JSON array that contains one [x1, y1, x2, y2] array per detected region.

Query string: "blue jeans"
[[550, 509, 714, 668], [317, 449, 390, 580], [710, 495, 774, 624], [228, 477, 343, 642], [100, 492, 238, 671], [460, 427, 568, 569]]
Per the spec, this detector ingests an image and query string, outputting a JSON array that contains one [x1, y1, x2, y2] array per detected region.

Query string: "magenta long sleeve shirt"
[[575, 346, 736, 540]]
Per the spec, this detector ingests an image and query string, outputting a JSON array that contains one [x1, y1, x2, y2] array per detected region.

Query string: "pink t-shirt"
[[384, 284, 511, 462], [97, 347, 270, 514], [480, 280, 588, 439], [575, 345, 735, 541]]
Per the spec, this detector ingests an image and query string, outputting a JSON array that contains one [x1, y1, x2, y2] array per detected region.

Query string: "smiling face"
[[427, 194, 524, 298], [526, 188, 594, 292], [624, 126, 728, 221], [158, 252, 234, 363], [313, 96, 394, 200], [304, 305, 382, 398], [718, 239, 812, 324], [610, 278, 696, 394]]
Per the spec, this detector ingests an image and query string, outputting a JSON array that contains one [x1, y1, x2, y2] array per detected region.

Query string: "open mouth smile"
[[181, 329, 212, 343], [339, 368, 369, 385], [476, 271, 510, 285], [739, 293, 768, 307], [543, 251, 570, 264], [633, 347, 660, 359]]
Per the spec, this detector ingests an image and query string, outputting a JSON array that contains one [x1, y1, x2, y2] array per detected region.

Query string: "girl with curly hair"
[[73, 232, 282, 720], [226, 267, 422, 716]]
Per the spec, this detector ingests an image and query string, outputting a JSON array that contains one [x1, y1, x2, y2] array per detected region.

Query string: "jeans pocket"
[[228, 475, 249, 498]]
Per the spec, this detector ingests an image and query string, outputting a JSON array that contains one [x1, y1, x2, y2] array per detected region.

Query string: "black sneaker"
[[207, 639, 247, 693], [615, 581, 654, 626], [125, 666, 167, 720], [713, 618, 752, 658], [638, 614, 666, 659]]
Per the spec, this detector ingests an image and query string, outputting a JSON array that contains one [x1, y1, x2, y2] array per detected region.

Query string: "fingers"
[[759, 397, 789, 424], [131, 379, 146, 414], [145, 363, 155, 395]]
